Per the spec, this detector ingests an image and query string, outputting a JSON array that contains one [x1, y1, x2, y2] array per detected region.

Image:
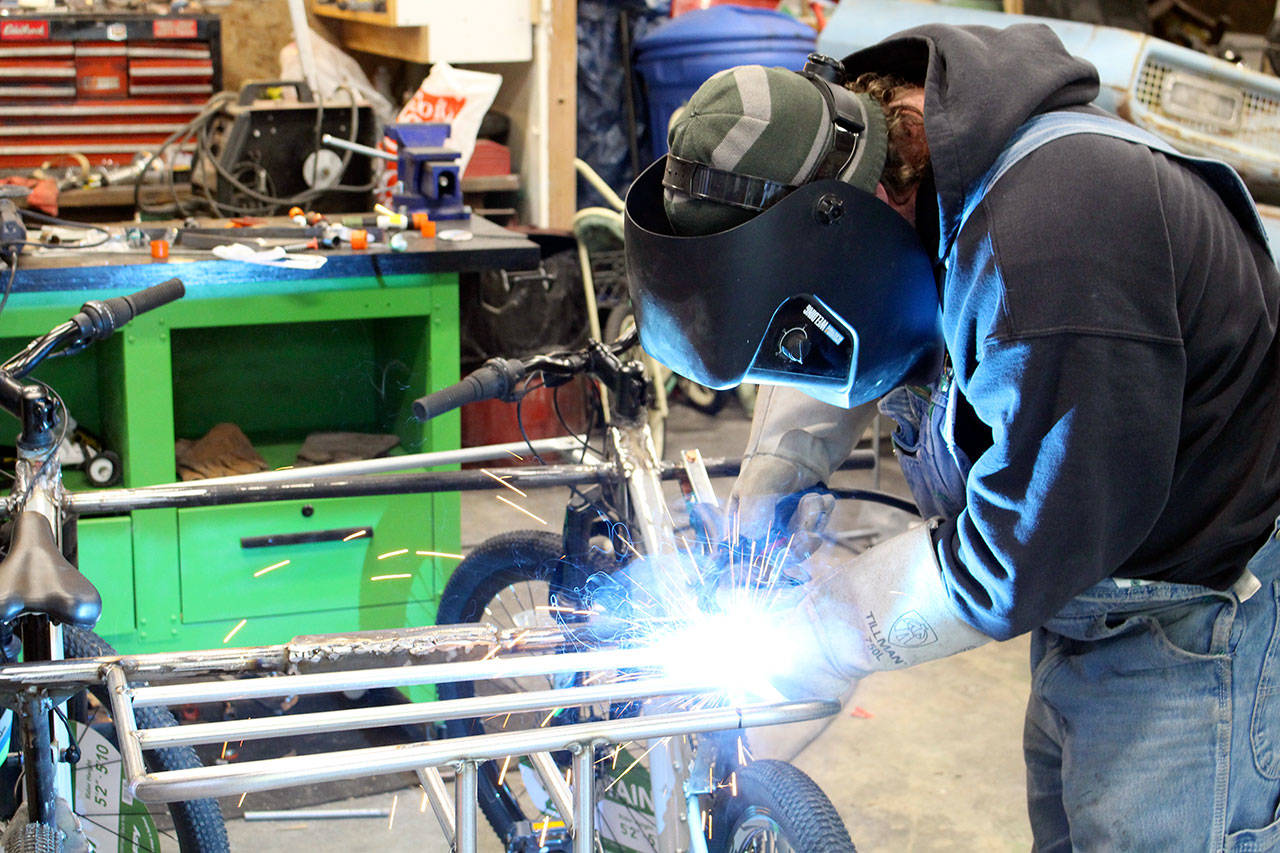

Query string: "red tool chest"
[[0, 14, 220, 170]]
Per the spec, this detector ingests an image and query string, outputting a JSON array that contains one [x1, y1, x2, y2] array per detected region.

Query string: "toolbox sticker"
[[0, 20, 50, 41], [153, 18, 198, 39]]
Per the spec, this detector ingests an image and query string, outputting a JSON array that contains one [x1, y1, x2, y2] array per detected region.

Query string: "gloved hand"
[[763, 521, 992, 702]]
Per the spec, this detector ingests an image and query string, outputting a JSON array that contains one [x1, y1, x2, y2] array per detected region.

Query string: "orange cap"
[[412, 212, 432, 230], [288, 206, 304, 218], [150, 239, 169, 260], [419, 220, 436, 239], [350, 229, 368, 250]]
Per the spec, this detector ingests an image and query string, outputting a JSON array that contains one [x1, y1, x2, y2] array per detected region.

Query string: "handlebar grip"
[[73, 278, 185, 342], [412, 358, 526, 422]]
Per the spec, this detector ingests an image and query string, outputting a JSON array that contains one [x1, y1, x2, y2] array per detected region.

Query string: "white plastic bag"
[[279, 31, 396, 125], [377, 63, 503, 204]]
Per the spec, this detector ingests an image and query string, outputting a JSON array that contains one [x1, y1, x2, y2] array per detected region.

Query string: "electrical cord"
[[133, 85, 378, 218], [15, 210, 110, 251]]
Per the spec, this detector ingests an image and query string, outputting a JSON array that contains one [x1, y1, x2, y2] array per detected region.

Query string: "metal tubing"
[[113, 436, 591, 489], [572, 746, 595, 853], [321, 132, 397, 161], [105, 666, 147, 786], [0, 624, 574, 696], [129, 647, 671, 708], [136, 676, 713, 749], [417, 768, 455, 848], [243, 808, 389, 821], [529, 752, 575, 834], [128, 700, 838, 802], [455, 761, 478, 853], [65, 452, 877, 518]]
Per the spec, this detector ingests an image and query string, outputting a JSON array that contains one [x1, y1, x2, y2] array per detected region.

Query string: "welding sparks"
[[415, 550, 465, 561], [388, 794, 398, 830], [419, 788, 428, 813], [237, 793, 247, 808], [506, 449, 524, 460], [222, 618, 247, 644], [343, 529, 368, 542], [498, 755, 513, 786], [369, 573, 412, 582], [377, 548, 409, 560], [253, 559, 290, 578], [481, 468, 529, 497], [495, 494, 548, 525]]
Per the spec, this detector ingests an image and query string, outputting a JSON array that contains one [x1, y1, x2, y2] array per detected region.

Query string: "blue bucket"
[[633, 6, 817, 161]]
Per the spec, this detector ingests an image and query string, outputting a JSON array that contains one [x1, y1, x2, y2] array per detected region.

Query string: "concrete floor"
[[219, 401, 1032, 852]]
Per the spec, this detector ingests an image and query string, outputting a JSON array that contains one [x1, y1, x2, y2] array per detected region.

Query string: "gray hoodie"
[[840, 23, 1280, 639]]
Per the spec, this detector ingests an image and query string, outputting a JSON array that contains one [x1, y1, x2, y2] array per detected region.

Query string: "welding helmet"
[[624, 56, 941, 408]]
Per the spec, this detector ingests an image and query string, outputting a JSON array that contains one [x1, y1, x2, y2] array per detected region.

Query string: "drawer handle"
[[240, 527, 373, 549]]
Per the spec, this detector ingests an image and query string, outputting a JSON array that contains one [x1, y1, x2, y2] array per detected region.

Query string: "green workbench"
[[7, 218, 540, 654]]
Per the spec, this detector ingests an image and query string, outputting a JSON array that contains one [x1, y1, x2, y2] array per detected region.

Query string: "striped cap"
[[664, 64, 886, 235]]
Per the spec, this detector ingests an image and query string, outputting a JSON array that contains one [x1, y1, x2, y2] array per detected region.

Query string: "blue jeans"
[[1025, 522, 1280, 851]]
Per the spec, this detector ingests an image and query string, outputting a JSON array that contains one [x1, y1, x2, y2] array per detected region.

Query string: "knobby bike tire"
[[435, 530, 588, 847], [63, 626, 229, 853], [707, 759, 855, 853]]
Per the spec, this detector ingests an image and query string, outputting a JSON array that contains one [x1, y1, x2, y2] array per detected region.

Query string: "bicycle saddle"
[[0, 511, 101, 628]]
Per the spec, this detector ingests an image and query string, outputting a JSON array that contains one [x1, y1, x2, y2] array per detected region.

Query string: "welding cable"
[[16, 210, 110, 251], [133, 91, 237, 216], [194, 85, 380, 216], [0, 252, 17, 327]]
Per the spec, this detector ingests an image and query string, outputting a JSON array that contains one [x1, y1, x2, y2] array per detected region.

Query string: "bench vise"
[[385, 123, 469, 221]]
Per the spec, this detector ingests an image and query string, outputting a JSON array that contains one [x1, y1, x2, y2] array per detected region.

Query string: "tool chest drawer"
[[177, 494, 438, 624], [0, 13, 219, 169]]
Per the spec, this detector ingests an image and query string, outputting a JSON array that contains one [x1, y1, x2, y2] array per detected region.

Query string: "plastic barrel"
[[633, 6, 817, 162]]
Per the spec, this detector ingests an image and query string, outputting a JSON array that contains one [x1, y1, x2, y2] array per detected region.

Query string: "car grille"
[[1135, 59, 1280, 155]]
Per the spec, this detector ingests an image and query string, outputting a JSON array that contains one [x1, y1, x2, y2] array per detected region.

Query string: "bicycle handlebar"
[[412, 357, 527, 422], [412, 329, 642, 423], [71, 277, 185, 343]]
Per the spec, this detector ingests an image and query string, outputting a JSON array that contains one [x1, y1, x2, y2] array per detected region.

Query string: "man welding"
[[623, 22, 1280, 851]]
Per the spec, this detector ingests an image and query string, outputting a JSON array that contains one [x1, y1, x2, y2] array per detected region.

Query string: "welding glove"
[[725, 387, 878, 548], [767, 520, 991, 702]]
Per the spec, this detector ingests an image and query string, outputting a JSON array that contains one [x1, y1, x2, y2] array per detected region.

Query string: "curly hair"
[[847, 72, 930, 203]]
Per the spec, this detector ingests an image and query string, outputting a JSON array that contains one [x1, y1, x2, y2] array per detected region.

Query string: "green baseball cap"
[[664, 64, 888, 235]]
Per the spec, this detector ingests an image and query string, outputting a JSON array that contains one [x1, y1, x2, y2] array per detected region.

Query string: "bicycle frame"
[[0, 620, 838, 853]]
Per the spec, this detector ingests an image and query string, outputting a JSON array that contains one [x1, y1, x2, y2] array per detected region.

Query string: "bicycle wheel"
[[62, 626, 229, 853], [707, 759, 855, 853]]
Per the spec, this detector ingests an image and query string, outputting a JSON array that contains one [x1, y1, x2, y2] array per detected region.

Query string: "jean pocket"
[[1226, 812, 1280, 852], [1087, 601, 1232, 672], [1251, 582, 1280, 779], [879, 386, 930, 452]]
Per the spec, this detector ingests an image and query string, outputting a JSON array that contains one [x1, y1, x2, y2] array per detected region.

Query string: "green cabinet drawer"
[[77, 516, 136, 637], [177, 494, 439, 624]]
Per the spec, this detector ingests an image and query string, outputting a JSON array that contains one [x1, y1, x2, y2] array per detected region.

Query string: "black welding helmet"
[[624, 57, 941, 408]]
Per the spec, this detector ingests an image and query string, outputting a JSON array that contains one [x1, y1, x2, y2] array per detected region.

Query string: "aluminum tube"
[[110, 437, 591, 489], [456, 762, 478, 853], [417, 768, 455, 848], [572, 747, 595, 853], [529, 752, 575, 834], [0, 625, 575, 696], [243, 809, 389, 820], [136, 677, 712, 749], [130, 647, 671, 708], [105, 666, 146, 786], [129, 700, 838, 802], [64, 451, 876, 517]]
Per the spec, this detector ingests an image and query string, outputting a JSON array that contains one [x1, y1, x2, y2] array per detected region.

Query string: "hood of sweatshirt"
[[841, 23, 1100, 256]]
